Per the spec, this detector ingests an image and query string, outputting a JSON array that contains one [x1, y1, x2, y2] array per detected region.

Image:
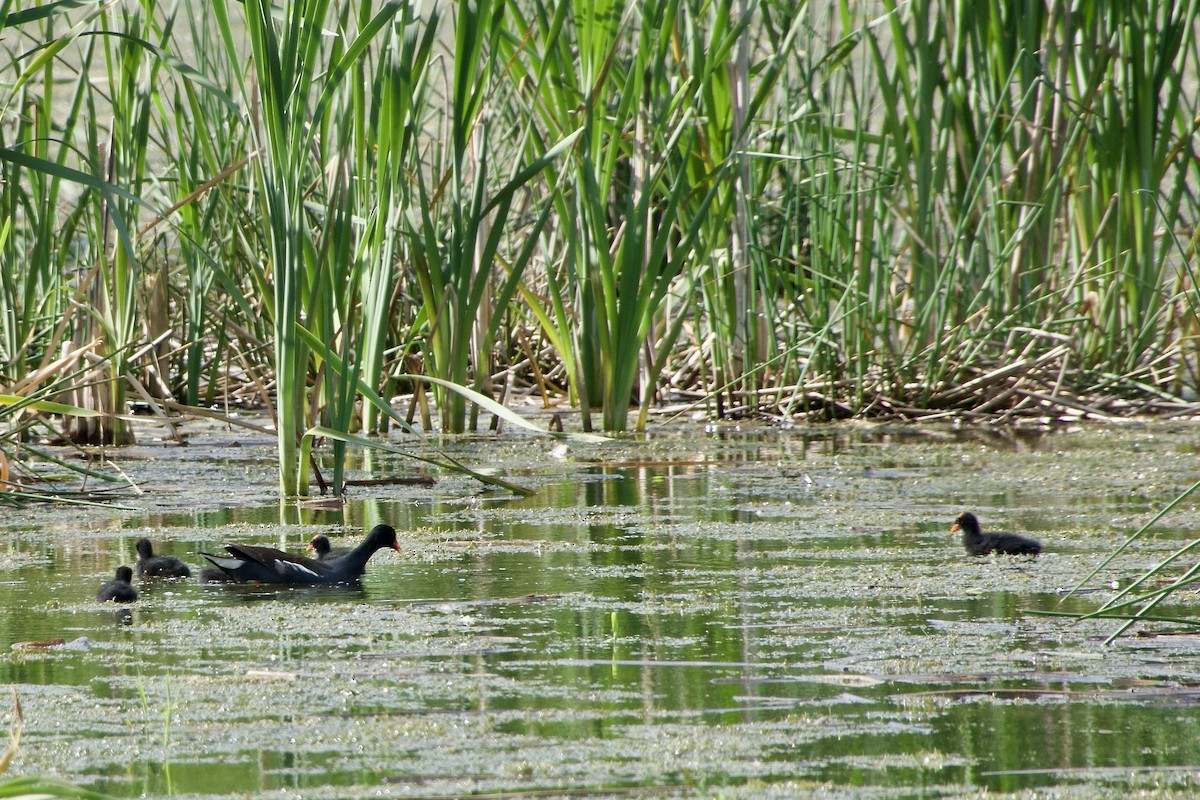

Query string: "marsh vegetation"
[[3, 1, 1200, 496], [4, 3, 1200, 794]]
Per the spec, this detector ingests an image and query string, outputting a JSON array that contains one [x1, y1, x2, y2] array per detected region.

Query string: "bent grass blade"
[[300, 426, 534, 498]]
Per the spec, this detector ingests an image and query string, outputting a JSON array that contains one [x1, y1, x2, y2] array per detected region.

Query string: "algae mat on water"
[[2, 418, 1200, 798]]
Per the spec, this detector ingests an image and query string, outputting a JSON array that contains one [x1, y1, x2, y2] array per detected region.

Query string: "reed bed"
[[2, 0, 1200, 494]]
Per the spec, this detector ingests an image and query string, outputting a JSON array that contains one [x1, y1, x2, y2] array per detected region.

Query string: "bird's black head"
[[368, 524, 400, 552], [951, 512, 980, 535]]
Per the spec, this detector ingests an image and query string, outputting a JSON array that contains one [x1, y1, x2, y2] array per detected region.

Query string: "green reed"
[[507, 0, 759, 431], [211, 0, 310, 495], [0, 1, 130, 433], [167, 9, 247, 407], [755, 0, 1200, 415], [400, 0, 578, 434], [4, 1, 1200, 492], [354, 5, 439, 434], [211, 0, 407, 495]]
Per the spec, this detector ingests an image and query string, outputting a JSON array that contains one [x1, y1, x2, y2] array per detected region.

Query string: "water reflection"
[[0, 425, 1197, 797]]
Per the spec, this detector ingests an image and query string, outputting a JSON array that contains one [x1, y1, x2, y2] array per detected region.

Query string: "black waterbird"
[[201, 524, 400, 585], [135, 538, 192, 579], [97, 566, 138, 602], [951, 512, 1042, 556]]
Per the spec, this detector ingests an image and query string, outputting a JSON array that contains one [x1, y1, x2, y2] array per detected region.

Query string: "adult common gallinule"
[[97, 566, 138, 602], [200, 524, 400, 585], [135, 538, 192, 579], [952, 512, 1042, 556], [306, 534, 350, 561]]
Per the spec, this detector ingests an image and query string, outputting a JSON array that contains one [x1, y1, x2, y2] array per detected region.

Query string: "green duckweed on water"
[[2, 418, 1200, 798]]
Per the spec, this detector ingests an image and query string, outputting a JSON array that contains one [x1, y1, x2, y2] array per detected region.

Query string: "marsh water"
[[4, 418, 1200, 799]]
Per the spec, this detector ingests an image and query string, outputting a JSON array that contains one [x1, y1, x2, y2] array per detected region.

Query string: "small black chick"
[[97, 566, 138, 602], [306, 534, 350, 561], [952, 512, 1042, 556], [135, 538, 192, 579], [199, 567, 232, 583]]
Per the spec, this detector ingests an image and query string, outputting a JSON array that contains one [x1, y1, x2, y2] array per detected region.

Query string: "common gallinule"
[[306, 534, 350, 561], [200, 524, 399, 585], [135, 538, 192, 579], [952, 512, 1042, 556], [97, 566, 138, 602]]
